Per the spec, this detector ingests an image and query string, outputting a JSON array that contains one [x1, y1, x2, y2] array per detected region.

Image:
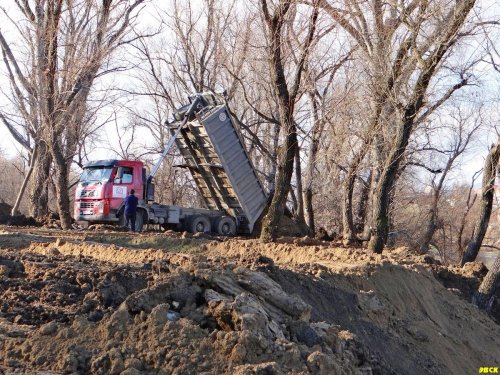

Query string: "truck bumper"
[[74, 214, 119, 222]]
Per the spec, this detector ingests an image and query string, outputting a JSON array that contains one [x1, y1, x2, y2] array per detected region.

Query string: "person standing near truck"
[[124, 189, 139, 232]]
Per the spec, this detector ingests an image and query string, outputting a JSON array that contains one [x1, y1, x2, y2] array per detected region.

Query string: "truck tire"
[[118, 213, 126, 228], [214, 216, 236, 236], [135, 210, 145, 232], [187, 215, 211, 233]]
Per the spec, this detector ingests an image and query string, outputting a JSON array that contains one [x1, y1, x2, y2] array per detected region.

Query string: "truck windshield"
[[80, 167, 113, 183]]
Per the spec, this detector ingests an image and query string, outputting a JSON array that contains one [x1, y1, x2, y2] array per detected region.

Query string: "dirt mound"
[[0, 203, 40, 227], [0, 252, 366, 374], [0, 228, 499, 374]]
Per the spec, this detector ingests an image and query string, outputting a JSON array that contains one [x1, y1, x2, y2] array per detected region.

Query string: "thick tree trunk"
[[368, 113, 418, 253], [457, 185, 477, 257], [261, 131, 297, 241], [29, 142, 51, 218], [461, 143, 500, 265], [259, 0, 318, 241], [361, 164, 378, 240], [51, 145, 72, 230], [420, 206, 438, 253], [473, 254, 500, 311], [266, 122, 280, 195], [367, 0, 476, 254]]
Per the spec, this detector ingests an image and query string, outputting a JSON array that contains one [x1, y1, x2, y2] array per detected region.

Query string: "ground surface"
[[0, 225, 499, 374]]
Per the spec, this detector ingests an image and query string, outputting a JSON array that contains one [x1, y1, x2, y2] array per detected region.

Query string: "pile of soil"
[[0, 202, 39, 227], [0, 228, 499, 374]]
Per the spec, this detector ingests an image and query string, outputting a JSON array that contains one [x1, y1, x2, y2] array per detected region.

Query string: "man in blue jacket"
[[124, 189, 139, 232]]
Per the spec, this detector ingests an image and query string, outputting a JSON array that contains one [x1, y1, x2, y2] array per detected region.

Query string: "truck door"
[[112, 166, 134, 200]]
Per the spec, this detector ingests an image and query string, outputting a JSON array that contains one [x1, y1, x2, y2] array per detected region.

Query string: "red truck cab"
[[74, 160, 144, 222]]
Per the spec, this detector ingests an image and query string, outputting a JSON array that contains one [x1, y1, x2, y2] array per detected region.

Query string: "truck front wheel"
[[187, 215, 211, 233], [135, 211, 145, 232], [214, 216, 236, 236]]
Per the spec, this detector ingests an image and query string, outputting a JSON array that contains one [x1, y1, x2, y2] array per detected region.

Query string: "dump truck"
[[74, 93, 268, 235]]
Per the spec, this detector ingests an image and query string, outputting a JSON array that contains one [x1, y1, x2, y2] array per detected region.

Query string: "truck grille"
[[80, 202, 95, 209]]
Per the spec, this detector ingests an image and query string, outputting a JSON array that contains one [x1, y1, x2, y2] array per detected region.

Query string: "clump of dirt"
[[0, 227, 499, 375]]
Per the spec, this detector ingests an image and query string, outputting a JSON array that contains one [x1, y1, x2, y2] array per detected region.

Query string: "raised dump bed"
[[169, 94, 268, 234]]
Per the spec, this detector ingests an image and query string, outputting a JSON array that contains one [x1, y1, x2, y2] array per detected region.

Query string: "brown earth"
[[0, 203, 40, 227], [0, 226, 499, 375]]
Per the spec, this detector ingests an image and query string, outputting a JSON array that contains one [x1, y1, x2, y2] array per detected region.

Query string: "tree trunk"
[[29, 142, 51, 218], [303, 93, 321, 233], [420, 206, 438, 253], [51, 144, 72, 230], [461, 142, 500, 265], [294, 145, 307, 228], [11, 145, 38, 216], [304, 184, 315, 233], [361, 164, 378, 240], [261, 133, 297, 241], [342, 148, 368, 245], [259, 0, 318, 241], [368, 113, 418, 253], [266, 121, 280, 195], [457, 184, 477, 258], [355, 171, 371, 234], [473, 254, 500, 311], [366, 0, 476, 254]]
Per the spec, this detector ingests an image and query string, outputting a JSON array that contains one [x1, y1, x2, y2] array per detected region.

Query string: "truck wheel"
[[135, 211, 145, 232], [187, 215, 211, 233], [118, 213, 126, 228], [214, 216, 236, 236]]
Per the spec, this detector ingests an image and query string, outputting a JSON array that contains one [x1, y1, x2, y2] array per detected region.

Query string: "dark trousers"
[[125, 212, 136, 232]]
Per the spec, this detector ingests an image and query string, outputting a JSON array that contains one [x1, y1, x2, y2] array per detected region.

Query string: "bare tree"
[[461, 141, 500, 265], [259, 0, 319, 241], [315, 0, 478, 250], [418, 104, 482, 253], [0, 0, 146, 228]]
